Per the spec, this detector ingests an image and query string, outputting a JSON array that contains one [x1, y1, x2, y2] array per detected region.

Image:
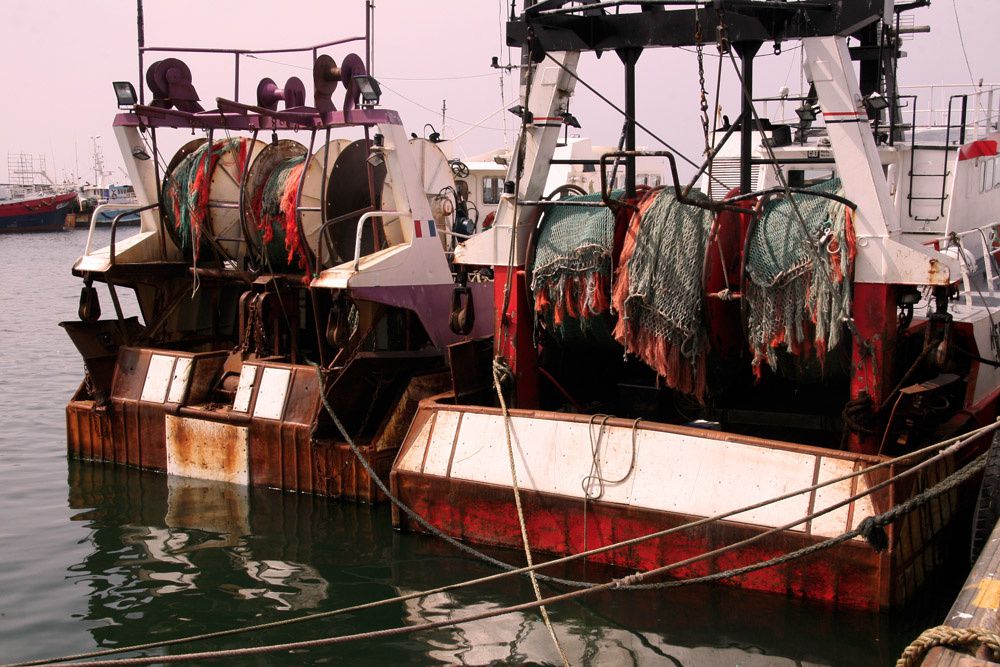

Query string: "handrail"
[[316, 206, 376, 270], [353, 211, 398, 270], [109, 203, 160, 268], [140, 36, 364, 56]]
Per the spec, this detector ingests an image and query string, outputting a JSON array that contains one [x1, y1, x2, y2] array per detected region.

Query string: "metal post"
[[617, 47, 641, 199], [736, 41, 761, 195], [234, 53, 240, 102], [137, 0, 145, 104]]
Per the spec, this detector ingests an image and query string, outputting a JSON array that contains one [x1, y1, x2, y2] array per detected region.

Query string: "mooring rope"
[[492, 360, 570, 667], [18, 428, 988, 667], [897, 625, 1000, 667], [15, 416, 999, 667]]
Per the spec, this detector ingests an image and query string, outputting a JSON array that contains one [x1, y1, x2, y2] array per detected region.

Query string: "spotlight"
[[560, 111, 581, 129], [795, 104, 817, 123], [367, 133, 385, 166], [507, 105, 533, 124], [112, 81, 138, 108], [353, 75, 382, 106], [864, 92, 890, 113], [131, 146, 151, 161]]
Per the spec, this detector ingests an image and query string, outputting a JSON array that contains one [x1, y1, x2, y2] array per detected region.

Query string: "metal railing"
[[136, 36, 366, 107], [352, 210, 398, 270]]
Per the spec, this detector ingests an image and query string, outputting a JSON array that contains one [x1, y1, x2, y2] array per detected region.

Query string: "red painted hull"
[[390, 398, 992, 611], [0, 191, 76, 233]]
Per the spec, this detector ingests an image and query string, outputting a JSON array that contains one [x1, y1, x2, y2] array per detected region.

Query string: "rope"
[[19, 418, 1000, 667], [492, 359, 571, 667], [22, 424, 988, 667], [897, 626, 1000, 667]]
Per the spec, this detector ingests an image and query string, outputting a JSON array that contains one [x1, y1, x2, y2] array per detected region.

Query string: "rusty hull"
[[67, 346, 449, 503]]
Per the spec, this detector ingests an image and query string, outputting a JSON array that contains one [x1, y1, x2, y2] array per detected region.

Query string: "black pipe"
[[736, 41, 762, 194], [617, 48, 642, 200]]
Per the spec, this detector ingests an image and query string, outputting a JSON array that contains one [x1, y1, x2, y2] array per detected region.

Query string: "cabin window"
[[482, 176, 503, 205]]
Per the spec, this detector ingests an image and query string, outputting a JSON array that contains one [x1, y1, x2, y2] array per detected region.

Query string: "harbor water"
[[0, 228, 968, 665]]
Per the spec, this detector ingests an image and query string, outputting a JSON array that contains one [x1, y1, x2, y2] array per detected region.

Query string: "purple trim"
[[113, 108, 401, 131], [139, 36, 365, 56], [351, 283, 494, 349]]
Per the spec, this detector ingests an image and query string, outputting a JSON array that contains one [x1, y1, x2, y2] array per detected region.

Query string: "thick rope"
[[897, 626, 1000, 667], [16, 419, 999, 667], [23, 425, 988, 667], [492, 360, 570, 667]]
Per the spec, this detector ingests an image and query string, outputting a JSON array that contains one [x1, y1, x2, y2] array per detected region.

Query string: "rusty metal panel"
[[113, 347, 150, 401], [165, 414, 249, 484]]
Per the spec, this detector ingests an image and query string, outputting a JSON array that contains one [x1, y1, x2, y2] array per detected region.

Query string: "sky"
[[0, 1, 997, 186]]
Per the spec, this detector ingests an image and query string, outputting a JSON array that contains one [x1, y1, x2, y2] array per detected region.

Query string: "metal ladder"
[[906, 94, 968, 223]]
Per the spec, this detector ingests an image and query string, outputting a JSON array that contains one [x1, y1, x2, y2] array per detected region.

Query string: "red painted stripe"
[[414, 219, 422, 238], [958, 139, 998, 161]]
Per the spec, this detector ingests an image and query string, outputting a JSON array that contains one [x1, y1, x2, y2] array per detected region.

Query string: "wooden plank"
[[919, 519, 1000, 666]]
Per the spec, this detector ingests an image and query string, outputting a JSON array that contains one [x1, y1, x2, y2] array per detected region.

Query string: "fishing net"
[[162, 138, 249, 262], [251, 155, 309, 272], [612, 188, 714, 399], [743, 177, 855, 378], [531, 193, 620, 344]]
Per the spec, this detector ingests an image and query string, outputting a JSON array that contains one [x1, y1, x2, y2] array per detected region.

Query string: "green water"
[[0, 228, 966, 665]]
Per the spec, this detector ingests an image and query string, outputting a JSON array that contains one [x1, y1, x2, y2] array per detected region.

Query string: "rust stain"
[[927, 258, 947, 285]]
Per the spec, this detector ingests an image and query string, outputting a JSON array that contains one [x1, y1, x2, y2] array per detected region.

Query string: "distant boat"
[[0, 190, 77, 233]]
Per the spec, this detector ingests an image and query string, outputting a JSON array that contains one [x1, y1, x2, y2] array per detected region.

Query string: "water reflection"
[[65, 460, 945, 665]]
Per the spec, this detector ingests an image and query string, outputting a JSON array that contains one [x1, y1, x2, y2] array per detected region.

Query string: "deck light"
[[112, 81, 138, 108], [131, 146, 151, 161], [367, 133, 385, 166], [560, 111, 581, 128], [864, 92, 890, 114], [508, 105, 533, 124], [795, 103, 817, 123], [353, 75, 382, 106]]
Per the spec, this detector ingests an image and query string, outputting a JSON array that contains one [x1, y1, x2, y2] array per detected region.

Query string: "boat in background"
[[0, 188, 77, 233]]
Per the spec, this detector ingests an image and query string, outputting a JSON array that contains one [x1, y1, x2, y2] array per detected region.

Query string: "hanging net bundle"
[[531, 193, 619, 343], [251, 155, 309, 273], [743, 177, 856, 378], [163, 138, 249, 261], [612, 188, 714, 399]]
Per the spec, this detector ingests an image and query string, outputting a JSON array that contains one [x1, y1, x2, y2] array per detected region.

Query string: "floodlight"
[[353, 75, 382, 106], [113, 81, 138, 108]]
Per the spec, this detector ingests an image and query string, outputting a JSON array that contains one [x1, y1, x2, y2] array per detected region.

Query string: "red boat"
[[0, 190, 76, 233]]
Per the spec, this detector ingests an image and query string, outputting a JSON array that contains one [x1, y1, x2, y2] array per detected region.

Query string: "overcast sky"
[[0, 1, 996, 186]]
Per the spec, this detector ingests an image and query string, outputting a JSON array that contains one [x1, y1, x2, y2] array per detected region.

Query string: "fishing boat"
[[387, 0, 1000, 612], [62, 8, 504, 503], [0, 189, 77, 233], [61, 0, 1000, 615]]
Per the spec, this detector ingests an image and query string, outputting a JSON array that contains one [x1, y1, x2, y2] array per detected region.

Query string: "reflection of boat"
[[391, 0, 1000, 613], [0, 189, 76, 233], [65, 459, 911, 665]]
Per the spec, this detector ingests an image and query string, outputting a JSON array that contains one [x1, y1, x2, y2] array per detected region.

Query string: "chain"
[[694, 12, 710, 156]]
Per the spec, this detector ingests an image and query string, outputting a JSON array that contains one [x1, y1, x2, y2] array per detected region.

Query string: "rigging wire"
[[951, 0, 978, 90], [542, 53, 730, 191]]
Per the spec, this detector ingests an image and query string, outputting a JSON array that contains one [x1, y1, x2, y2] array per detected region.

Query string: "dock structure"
[[914, 520, 1000, 666]]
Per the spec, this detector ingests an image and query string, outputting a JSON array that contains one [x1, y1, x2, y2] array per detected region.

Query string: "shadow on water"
[[63, 459, 968, 666]]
